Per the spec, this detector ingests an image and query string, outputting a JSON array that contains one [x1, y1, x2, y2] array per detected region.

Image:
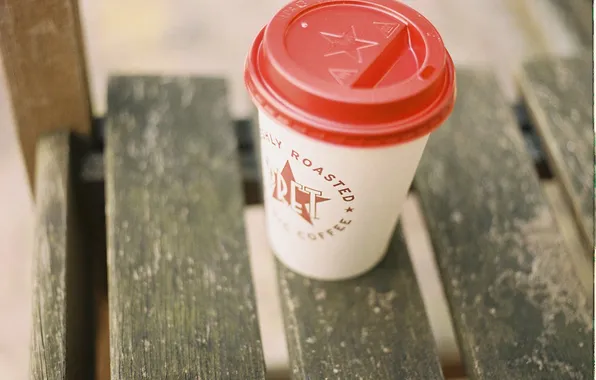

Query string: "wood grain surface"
[[105, 76, 266, 379], [30, 133, 93, 380], [0, 0, 92, 189], [542, 181, 593, 293], [276, 227, 445, 380], [519, 54, 594, 251], [548, 0, 593, 47], [414, 69, 593, 379]]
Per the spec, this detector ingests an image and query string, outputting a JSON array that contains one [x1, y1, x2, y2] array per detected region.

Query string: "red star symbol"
[[345, 207, 354, 213], [272, 161, 330, 225], [320, 26, 379, 63]]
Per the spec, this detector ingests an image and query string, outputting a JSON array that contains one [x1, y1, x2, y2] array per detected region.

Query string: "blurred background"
[[0, 0, 584, 379]]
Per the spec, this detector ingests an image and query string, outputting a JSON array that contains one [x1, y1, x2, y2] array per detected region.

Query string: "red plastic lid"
[[245, 0, 456, 147]]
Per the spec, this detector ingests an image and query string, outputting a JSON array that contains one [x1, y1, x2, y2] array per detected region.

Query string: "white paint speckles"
[[144, 112, 160, 151], [366, 288, 396, 313], [566, 141, 576, 153], [569, 108, 580, 122], [36, 231, 52, 278], [133, 80, 145, 100], [203, 267, 217, 285], [181, 83, 195, 108], [427, 160, 446, 192], [451, 210, 463, 223], [360, 328, 369, 342], [474, 295, 482, 305], [175, 277, 184, 291], [515, 353, 582, 377], [517, 207, 591, 329], [152, 240, 161, 273], [314, 288, 326, 301], [180, 207, 189, 220]]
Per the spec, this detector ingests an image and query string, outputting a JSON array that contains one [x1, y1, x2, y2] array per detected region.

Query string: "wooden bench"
[[518, 54, 593, 251], [2, 1, 593, 379], [25, 65, 593, 379]]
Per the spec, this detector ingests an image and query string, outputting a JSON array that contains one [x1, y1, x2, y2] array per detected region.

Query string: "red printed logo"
[[262, 130, 356, 241], [272, 161, 330, 224]]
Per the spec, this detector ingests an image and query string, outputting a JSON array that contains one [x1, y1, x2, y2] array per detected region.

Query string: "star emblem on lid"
[[320, 26, 379, 63]]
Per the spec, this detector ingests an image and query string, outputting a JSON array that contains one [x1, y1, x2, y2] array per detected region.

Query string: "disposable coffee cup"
[[245, 0, 456, 280]]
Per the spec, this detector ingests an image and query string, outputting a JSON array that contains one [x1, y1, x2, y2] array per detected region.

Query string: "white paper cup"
[[258, 111, 429, 280], [245, 0, 456, 280]]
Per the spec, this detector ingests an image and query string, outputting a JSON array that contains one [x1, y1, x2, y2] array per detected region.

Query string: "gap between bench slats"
[[81, 152, 111, 380], [414, 69, 593, 379], [518, 54, 593, 251], [105, 76, 266, 379], [30, 133, 94, 380]]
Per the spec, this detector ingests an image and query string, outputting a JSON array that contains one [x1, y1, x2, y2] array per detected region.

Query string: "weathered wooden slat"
[[0, 0, 93, 189], [276, 227, 445, 380], [542, 181, 593, 293], [414, 69, 593, 379], [30, 132, 94, 380], [518, 54, 594, 250], [105, 76, 266, 379]]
